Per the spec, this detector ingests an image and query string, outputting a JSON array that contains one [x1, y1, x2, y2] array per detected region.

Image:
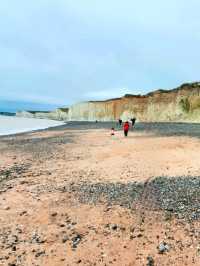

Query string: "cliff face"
[[16, 82, 200, 122], [16, 108, 69, 121], [67, 82, 200, 122]]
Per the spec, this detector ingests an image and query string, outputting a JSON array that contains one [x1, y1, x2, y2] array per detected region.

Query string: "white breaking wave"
[[0, 115, 64, 136]]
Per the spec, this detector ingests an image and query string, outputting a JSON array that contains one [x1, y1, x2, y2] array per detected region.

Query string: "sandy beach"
[[0, 122, 200, 266]]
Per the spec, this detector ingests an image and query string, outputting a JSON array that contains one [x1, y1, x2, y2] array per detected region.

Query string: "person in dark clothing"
[[118, 119, 122, 126], [131, 118, 136, 127], [123, 121, 130, 137]]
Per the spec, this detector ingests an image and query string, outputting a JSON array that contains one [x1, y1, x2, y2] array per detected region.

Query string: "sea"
[[0, 100, 64, 136], [0, 116, 64, 136]]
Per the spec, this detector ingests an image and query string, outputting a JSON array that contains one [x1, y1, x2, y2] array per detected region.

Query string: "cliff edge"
[[17, 82, 200, 122], [68, 82, 200, 122]]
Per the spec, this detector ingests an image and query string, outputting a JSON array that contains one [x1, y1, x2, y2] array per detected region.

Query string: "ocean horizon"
[[0, 115, 64, 136], [0, 100, 60, 113]]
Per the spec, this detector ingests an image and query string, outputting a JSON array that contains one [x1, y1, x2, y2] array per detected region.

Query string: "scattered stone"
[[7, 235, 19, 248], [197, 246, 200, 256], [164, 212, 173, 221], [12, 246, 17, 251], [147, 256, 154, 266], [35, 250, 45, 258], [59, 224, 65, 228], [31, 232, 46, 244], [158, 242, 170, 254], [19, 210, 27, 216], [72, 234, 82, 249], [66, 175, 200, 221], [20, 180, 28, 185], [111, 224, 118, 231], [0, 163, 30, 183], [62, 235, 69, 243], [16, 227, 23, 234]]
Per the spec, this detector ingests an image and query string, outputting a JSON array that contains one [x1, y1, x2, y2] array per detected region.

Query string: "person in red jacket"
[[123, 121, 130, 137]]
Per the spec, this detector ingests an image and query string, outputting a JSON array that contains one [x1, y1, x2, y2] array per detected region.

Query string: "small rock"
[[12, 246, 17, 251], [31, 233, 45, 244], [62, 235, 69, 243], [16, 228, 23, 234], [158, 242, 170, 254], [7, 235, 18, 247], [59, 224, 65, 228], [111, 224, 118, 231], [19, 210, 27, 216], [147, 256, 154, 266], [197, 246, 200, 256], [72, 234, 82, 249], [35, 250, 45, 258]]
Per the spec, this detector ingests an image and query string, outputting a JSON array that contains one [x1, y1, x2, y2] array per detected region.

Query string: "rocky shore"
[[0, 122, 200, 265], [65, 175, 200, 221]]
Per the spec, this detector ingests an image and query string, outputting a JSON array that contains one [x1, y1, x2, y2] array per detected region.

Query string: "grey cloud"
[[0, 0, 199, 105]]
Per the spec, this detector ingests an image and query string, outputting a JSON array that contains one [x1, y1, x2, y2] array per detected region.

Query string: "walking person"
[[118, 118, 123, 128], [123, 121, 130, 137], [118, 118, 122, 126], [131, 117, 136, 128]]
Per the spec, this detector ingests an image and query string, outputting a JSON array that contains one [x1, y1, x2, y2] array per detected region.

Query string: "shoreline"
[[0, 123, 67, 138], [2, 120, 200, 139], [0, 115, 66, 138]]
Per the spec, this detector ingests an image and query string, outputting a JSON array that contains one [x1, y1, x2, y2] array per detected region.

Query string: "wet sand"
[[0, 122, 200, 266]]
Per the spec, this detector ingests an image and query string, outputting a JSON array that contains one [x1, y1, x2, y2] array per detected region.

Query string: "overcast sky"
[[0, 0, 200, 106]]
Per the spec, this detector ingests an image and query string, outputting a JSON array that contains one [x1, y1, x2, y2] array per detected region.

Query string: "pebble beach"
[[0, 122, 200, 266]]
